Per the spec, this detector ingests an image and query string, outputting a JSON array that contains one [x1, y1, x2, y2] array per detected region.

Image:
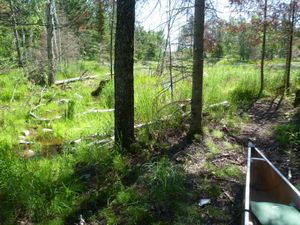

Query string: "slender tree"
[[285, 0, 296, 95], [46, 0, 55, 85], [114, 0, 135, 149], [9, 0, 22, 67], [190, 0, 205, 135], [167, 0, 174, 101], [259, 0, 267, 96]]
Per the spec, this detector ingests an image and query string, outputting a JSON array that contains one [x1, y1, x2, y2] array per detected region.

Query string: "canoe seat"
[[250, 201, 300, 225]]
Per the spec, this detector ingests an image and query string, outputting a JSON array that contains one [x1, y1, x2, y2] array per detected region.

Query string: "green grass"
[[0, 59, 299, 224], [273, 110, 300, 146]]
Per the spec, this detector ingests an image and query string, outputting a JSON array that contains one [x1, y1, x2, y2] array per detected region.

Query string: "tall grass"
[[0, 60, 299, 224]]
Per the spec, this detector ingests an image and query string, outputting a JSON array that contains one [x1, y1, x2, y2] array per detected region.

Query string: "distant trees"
[[114, 0, 135, 150], [190, 0, 205, 135], [135, 26, 164, 62]]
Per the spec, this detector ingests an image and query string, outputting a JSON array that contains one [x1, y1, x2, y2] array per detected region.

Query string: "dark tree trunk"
[[285, 0, 296, 95], [259, 0, 267, 96], [190, 0, 205, 135], [46, 0, 55, 85], [114, 0, 135, 150], [9, 0, 22, 67]]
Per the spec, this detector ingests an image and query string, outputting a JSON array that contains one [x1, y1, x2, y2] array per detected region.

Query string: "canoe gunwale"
[[243, 144, 300, 225]]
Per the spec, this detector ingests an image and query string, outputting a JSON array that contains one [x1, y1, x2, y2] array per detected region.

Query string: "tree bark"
[[21, 28, 27, 62], [285, 0, 296, 95], [190, 0, 205, 135], [259, 0, 267, 96], [46, 0, 55, 85], [9, 0, 22, 67], [110, 0, 116, 79], [114, 0, 135, 150]]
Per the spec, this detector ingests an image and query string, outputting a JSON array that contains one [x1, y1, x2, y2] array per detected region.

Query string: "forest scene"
[[0, 0, 300, 224]]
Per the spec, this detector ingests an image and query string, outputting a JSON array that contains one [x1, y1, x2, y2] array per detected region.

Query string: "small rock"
[[23, 150, 35, 158], [19, 136, 26, 141], [73, 139, 81, 144], [19, 140, 34, 145], [198, 198, 211, 207], [42, 128, 53, 133], [79, 214, 86, 225], [80, 174, 91, 181], [22, 130, 30, 137]]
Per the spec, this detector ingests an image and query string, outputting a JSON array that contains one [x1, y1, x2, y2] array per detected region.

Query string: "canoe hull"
[[243, 145, 300, 225]]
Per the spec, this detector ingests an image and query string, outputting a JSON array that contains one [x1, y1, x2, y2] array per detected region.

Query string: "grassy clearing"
[[0, 60, 299, 224]]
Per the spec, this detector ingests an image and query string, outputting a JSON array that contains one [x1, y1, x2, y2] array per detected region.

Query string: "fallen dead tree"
[[72, 113, 189, 146], [29, 104, 62, 122], [29, 105, 114, 122], [55, 75, 97, 85], [158, 99, 230, 113], [77, 109, 114, 116]]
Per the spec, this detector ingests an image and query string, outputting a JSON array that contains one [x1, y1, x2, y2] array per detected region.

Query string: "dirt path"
[[167, 97, 299, 224]]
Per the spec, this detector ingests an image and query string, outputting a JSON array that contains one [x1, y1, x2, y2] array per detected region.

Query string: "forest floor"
[[161, 97, 300, 225], [1, 62, 299, 224]]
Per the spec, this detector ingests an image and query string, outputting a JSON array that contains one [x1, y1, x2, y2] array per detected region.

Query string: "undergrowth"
[[0, 60, 299, 224]]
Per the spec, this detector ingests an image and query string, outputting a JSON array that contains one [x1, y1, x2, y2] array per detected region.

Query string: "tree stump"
[[91, 79, 110, 97]]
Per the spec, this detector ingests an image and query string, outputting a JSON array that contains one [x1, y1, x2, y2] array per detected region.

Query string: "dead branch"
[[10, 80, 21, 103], [77, 109, 114, 116], [55, 75, 96, 85], [29, 104, 62, 122]]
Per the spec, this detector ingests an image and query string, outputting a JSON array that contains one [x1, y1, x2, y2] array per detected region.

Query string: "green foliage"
[[0, 59, 299, 224], [135, 26, 164, 61], [66, 100, 75, 120], [273, 111, 300, 146], [142, 157, 185, 203], [295, 180, 300, 190]]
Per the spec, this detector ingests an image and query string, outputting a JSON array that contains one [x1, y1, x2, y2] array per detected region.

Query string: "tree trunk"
[[21, 28, 27, 62], [259, 0, 267, 96], [9, 0, 22, 67], [46, 0, 55, 85], [167, 0, 174, 101], [110, 0, 116, 80], [285, 0, 296, 95], [190, 0, 205, 135], [52, 0, 60, 63], [114, 0, 135, 150], [29, 28, 33, 63]]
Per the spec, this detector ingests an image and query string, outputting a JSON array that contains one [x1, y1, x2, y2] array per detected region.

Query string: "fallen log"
[[208, 101, 229, 109], [72, 112, 189, 146], [55, 75, 96, 85], [77, 109, 114, 116]]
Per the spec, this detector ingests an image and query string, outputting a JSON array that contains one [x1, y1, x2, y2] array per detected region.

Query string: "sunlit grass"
[[0, 59, 299, 224]]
